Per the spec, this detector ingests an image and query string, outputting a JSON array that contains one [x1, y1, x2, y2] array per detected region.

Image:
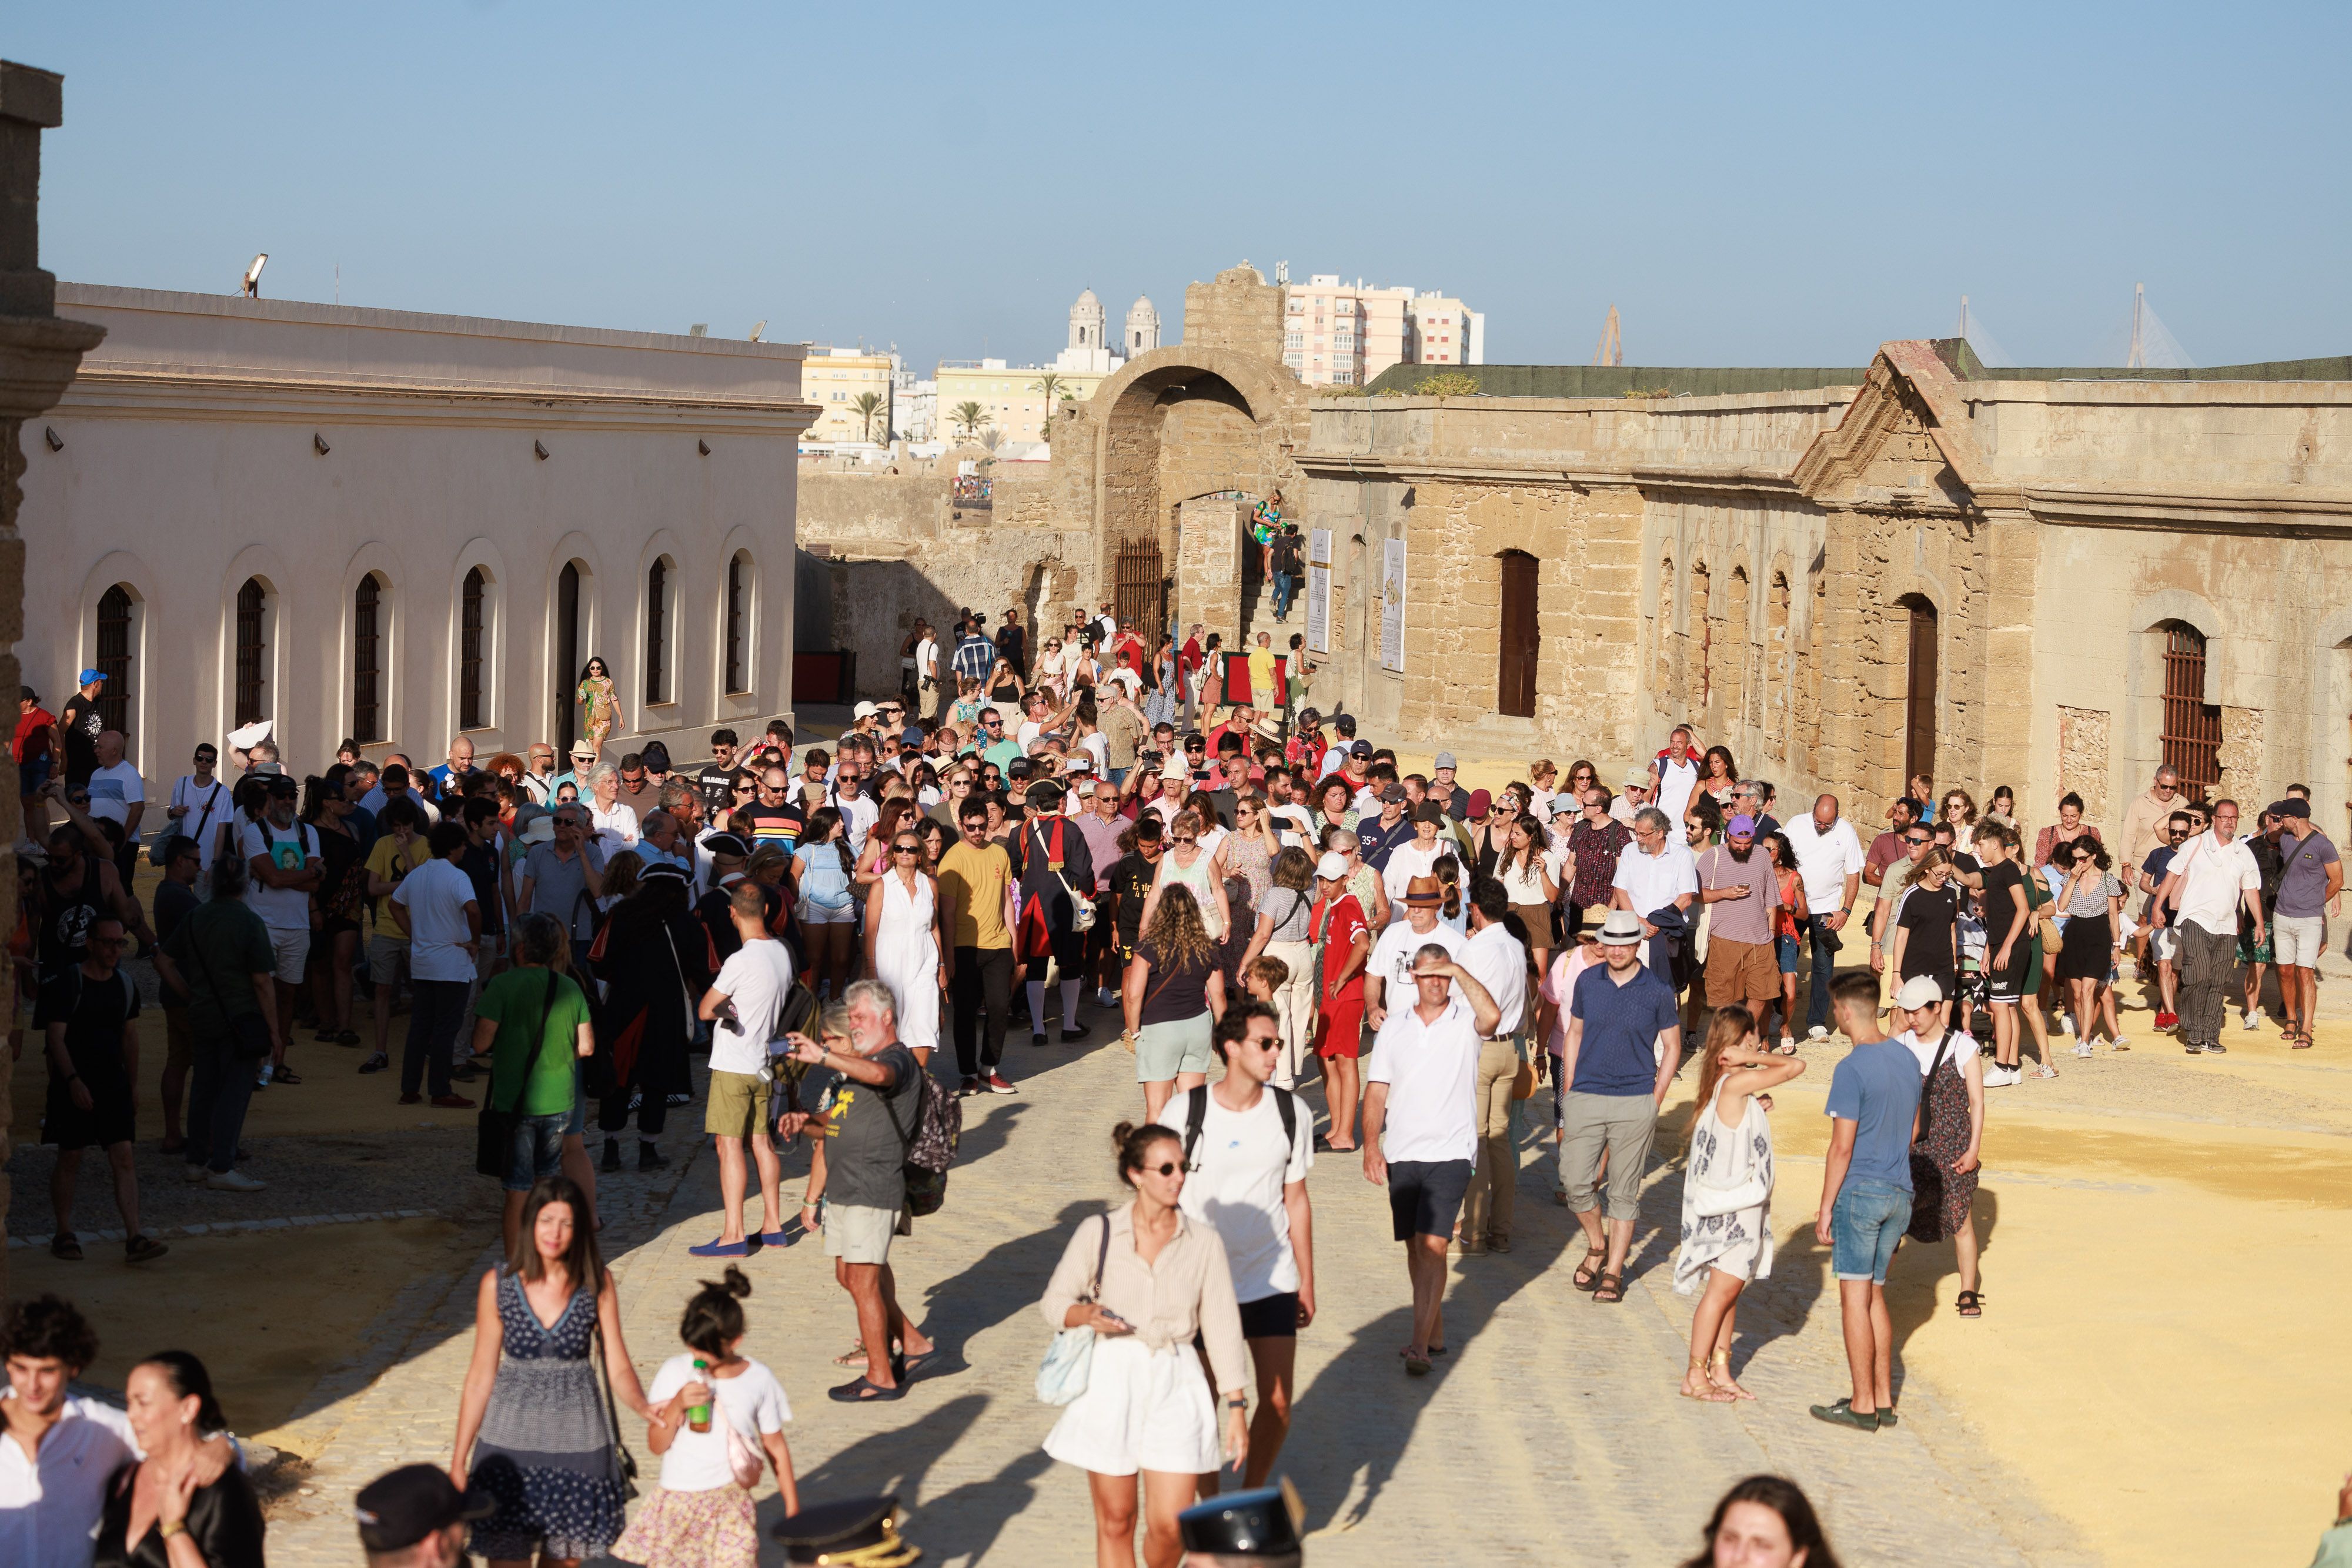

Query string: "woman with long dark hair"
[[577, 657, 621, 759], [1678, 1475, 1841, 1568], [589, 866, 714, 1172], [793, 806, 858, 999], [454, 1176, 652, 1568], [1698, 746, 1739, 812], [2055, 836, 2127, 1053], [93, 1350, 265, 1568]]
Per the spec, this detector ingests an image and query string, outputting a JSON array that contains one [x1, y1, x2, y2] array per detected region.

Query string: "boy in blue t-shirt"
[[1812, 971, 1924, 1432]]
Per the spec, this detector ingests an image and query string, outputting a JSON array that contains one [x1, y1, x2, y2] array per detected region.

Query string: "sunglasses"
[[1141, 1161, 1183, 1177], [892, 844, 921, 855], [1172, 835, 1198, 845], [1905, 834, 1930, 845], [733, 782, 756, 794], [68, 794, 90, 805]]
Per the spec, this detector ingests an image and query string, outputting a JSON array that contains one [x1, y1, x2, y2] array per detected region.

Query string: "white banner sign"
[[1379, 537, 1407, 674], [1305, 528, 1332, 654]]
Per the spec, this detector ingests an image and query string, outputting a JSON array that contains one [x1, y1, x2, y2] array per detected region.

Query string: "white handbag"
[[1036, 1215, 1111, 1407]]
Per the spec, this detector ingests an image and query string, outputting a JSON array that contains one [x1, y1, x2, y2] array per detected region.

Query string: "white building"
[[1125, 295, 1161, 357], [21, 285, 817, 780], [1282, 274, 1484, 386], [893, 367, 936, 443]]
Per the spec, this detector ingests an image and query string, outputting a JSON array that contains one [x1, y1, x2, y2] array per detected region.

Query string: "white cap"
[[1892, 975, 1944, 1010], [853, 701, 878, 718], [1315, 850, 1349, 881]]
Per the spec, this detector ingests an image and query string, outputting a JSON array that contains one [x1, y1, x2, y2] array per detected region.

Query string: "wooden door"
[[554, 562, 580, 754], [1498, 551, 1540, 718], [1904, 598, 1937, 785]]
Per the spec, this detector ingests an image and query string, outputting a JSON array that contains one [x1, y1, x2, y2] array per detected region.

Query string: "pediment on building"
[[1793, 340, 1990, 510]]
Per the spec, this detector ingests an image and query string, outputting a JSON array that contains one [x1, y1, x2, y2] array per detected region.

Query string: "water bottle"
[[687, 1358, 712, 1433]]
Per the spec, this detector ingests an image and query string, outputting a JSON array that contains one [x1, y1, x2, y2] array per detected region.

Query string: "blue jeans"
[[1271, 570, 1295, 618], [504, 1111, 570, 1192], [1803, 915, 1845, 1032], [1830, 1178, 1912, 1282], [183, 1025, 259, 1175]]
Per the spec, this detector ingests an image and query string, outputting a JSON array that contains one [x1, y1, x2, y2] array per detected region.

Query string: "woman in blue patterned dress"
[[1673, 1007, 1806, 1404], [453, 1175, 654, 1566]]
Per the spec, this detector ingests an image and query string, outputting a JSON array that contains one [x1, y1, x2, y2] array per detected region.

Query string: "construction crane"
[[1592, 305, 1622, 367]]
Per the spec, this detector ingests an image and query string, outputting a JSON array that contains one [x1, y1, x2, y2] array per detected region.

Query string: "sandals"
[[124, 1234, 168, 1264], [272, 1068, 303, 1086], [50, 1232, 82, 1261], [1402, 1351, 1431, 1377], [2291, 1031, 2314, 1050], [826, 1375, 907, 1403], [1681, 1360, 1735, 1402], [1956, 1289, 1983, 1318], [1591, 1271, 1625, 1304], [1572, 1246, 1608, 1291]]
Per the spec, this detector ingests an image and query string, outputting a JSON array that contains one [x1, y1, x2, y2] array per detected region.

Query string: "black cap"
[[1333, 714, 1357, 735], [1178, 1483, 1304, 1559], [771, 1495, 917, 1565], [2273, 797, 2312, 820], [702, 832, 749, 858], [354, 1464, 493, 1553], [641, 741, 671, 769]]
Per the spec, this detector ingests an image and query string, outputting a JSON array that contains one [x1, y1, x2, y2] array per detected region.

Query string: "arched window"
[[2160, 621, 2221, 800], [460, 567, 488, 730], [96, 584, 136, 740], [235, 577, 269, 725], [644, 556, 671, 706], [352, 574, 385, 744], [724, 552, 751, 695], [554, 561, 584, 753]]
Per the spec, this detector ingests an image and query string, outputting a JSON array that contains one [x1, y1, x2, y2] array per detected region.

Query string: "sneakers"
[[1982, 1064, 2023, 1087], [359, 1052, 389, 1074], [958, 1075, 983, 1096], [2154, 1011, 2178, 1029], [1095, 987, 1118, 1008], [2183, 1042, 2203, 1055], [2072, 1041, 2094, 1059], [985, 1073, 1018, 1094], [2060, 1012, 2076, 1037], [1809, 1397, 1881, 1432], [181, 1163, 209, 1184], [2241, 1009, 2260, 1031], [1806, 1025, 1829, 1041], [205, 1168, 266, 1192], [2204, 1041, 2228, 1055], [1778, 1035, 1798, 1054]]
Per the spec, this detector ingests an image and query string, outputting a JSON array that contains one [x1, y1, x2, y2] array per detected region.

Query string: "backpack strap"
[[1272, 1085, 1298, 1154]]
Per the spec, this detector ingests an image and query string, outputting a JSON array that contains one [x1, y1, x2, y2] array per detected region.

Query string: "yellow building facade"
[[803, 347, 895, 443], [934, 359, 1114, 444]]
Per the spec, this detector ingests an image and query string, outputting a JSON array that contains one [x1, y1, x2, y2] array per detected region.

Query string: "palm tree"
[[1031, 372, 1076, 444], [951, 400, 988, 442], [852, 390, 885, 443]]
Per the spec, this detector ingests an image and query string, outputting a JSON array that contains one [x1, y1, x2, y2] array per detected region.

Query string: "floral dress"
[[1675, 1094, 1776, 1293], [578, 675, 619, 753], [1905, 1031, 1981, 1242]]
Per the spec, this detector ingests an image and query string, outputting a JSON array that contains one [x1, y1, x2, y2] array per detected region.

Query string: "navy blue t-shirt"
[[1568, 962, 1679, 1096], [1825, 1039, 1923, 1191], [1357, 814, 1409, 871]]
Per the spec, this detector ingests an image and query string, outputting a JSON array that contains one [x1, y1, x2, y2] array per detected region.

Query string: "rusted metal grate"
[[96, 584, 133, 739], [353, 574, 384, 743], [235, 578, 267, 725], [1114, 539, 1165, 645], [2161, 623, 2221, 801]]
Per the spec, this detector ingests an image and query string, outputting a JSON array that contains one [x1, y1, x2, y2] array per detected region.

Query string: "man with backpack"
[[784, 977, 938, 1403], [1156, 999, 1315, 1490]]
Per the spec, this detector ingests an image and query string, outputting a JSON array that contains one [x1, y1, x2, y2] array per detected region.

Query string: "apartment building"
[[803, 346, 895, 443], [1281, 275, 1484, 385]]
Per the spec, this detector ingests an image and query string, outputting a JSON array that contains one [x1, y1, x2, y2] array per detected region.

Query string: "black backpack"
[[1180, 1083, 1298, 1172]]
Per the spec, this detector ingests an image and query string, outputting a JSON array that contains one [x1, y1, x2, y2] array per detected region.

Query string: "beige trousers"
[[1462, 1036, 1524, 1245]]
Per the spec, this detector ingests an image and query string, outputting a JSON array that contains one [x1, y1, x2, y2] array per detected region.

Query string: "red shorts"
[[1314, 997, 1365, 1059]]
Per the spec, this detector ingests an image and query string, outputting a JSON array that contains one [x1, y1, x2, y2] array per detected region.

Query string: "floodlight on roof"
[[749, 320, 767, 342], [241, 253, 268, 298]]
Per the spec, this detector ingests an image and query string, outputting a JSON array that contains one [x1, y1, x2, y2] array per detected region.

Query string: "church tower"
[[1125, 295, 1161, 356], [1069, 289, 1105, 352]]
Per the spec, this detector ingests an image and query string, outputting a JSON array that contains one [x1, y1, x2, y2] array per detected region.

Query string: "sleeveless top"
[[1225, 831, 1273, 905], [1159, 849, 1224, 940]]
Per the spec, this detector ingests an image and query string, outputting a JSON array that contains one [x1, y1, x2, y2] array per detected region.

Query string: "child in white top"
[[611, 1268, 798, 1568]]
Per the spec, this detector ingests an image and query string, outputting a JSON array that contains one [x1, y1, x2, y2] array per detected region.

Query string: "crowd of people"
[[6, 605, 2337, 1565]]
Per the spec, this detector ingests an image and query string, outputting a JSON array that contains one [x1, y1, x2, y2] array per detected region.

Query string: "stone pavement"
[[262, 1033, 2093, 1566]]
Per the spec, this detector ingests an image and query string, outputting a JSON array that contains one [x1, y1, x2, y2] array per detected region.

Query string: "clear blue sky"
[[13, 2, 2350, 371]]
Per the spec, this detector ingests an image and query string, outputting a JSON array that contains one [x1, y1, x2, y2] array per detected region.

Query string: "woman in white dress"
[[861, 825, 946, 1057], [1040, 1121, 1248, 1567], [1674, 1005, 1806, 1403]]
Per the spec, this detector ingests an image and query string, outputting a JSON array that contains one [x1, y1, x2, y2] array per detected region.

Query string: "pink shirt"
[[1539, 946, 1602, 1056]]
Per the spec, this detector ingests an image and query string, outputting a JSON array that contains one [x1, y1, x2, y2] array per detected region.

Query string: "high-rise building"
[[802, 346, 895, 444], [1281, 275, 1483, 386]]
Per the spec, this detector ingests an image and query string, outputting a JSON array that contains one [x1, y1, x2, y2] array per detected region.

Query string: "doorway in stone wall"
[[1498, 550, 1539, 718], [554, 561, 582, 755], [1902, 594, 1938, 785]]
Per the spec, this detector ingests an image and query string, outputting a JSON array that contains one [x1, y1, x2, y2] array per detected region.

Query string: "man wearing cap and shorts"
[[1810, 971, 1923, 1430], [1698, 814, 1783, 1024], [1360, 945, 1501, 1373], [2269, 797, 2340, 1049], [1558, 910, 1681, 1304]]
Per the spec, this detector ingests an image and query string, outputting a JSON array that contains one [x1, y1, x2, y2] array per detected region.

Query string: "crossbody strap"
[[497, 968, 564, 1115]]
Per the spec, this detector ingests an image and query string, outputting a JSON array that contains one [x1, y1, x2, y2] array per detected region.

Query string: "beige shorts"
[[823, 1201, 910, 1265], [265, 925, 308, 985], [704, 1069, 770, 1139]]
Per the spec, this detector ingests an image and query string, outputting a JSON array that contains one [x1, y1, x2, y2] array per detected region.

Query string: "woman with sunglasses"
[[1138, 811, 1231, 945], [1040, 1120, 1248, 1568], [577, 656, 621, 760], [854, 799, 918, 886], [2055, 837, 2128, 1055], [864, 830, 947, 1059], [793, 808, 859, 1001]]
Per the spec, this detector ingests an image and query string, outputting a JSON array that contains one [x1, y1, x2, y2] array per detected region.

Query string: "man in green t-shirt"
[[469, 912, 595, 1253]]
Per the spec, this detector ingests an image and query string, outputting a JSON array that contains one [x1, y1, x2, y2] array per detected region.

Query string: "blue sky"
[[12, 2, 2350, 370]]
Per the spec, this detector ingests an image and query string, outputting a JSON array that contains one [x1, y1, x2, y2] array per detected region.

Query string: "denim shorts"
[[1775, 932, 1801, 975], [505, 1111, 570, 1192], [1830, 1178, 1912, 1283]]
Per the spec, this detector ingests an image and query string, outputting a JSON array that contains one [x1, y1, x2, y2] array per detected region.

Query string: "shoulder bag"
[[475, 969, 561, 1179], [1035, 1214, 1112, 1407], [151, 780, 224, 866], [587, 1307, 641, 1500], [187, 908, 275, 1061]]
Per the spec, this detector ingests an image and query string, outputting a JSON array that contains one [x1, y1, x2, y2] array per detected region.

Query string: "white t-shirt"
[[1367, 918, 1467, 1001], [644, 1353, 790, 1494], [590, 798, 640, 858], [833, 791, 880, 857], [916, 635, 938, 680], [170, 775, 233, 868], [1654, 754, 1699, 824], [1461, 920, 1528, 1037], [709, 939, 797, 1076], [392, 857, 479, 982], [237, 818, 319, 931], [1379, 840, 1455, 921], [1611, 840, 1699, 918], [1367, 994, 1483, 1165], [1782, 814, 1866, 912], [2170, 830, 2262, 936], [85, 760, 144, 827], [1899, 1028, 1977, 1078], [1155, 1087, 1313, 1301]]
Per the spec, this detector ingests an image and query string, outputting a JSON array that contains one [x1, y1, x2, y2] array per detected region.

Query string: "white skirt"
[[1042, 1335, 1220, 1477]]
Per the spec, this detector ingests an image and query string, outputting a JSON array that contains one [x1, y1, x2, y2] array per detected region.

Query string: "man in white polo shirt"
[[1609, 805, 1699, 995], [2152, 798, 2264, 1057], [1782, 794, 1865, 1038], [1360, 945, 1501, 1375]]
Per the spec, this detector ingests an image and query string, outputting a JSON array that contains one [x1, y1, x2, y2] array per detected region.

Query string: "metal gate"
[[2161, 624, 2221, 800], [1114, 539, 1165, 644]]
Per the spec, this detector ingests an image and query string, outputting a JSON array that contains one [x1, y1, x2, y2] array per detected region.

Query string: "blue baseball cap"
[[78, 668, 105, 685]]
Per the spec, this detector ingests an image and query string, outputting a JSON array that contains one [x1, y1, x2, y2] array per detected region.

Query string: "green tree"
[[1030, 372, 1071, 444], [951, 400, 989, 442], [852, 390, 886, 443]]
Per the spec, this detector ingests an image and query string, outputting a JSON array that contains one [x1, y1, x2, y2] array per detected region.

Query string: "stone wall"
[[1181, 264, 1286, 360]]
